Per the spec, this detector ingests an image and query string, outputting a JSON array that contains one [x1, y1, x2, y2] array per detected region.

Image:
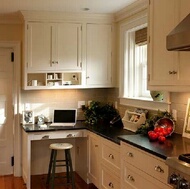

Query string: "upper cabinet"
[[86, 24, 113, 87], [148, 0, 190, 91], [27, 22, 82, 71], [21, 11, 115, 90]]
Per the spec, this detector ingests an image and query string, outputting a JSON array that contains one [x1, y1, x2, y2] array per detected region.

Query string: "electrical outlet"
[[78, 101, 85, 108], [172, 109, 177, 121]]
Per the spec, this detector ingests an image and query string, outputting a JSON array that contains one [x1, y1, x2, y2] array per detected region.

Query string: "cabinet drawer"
[[121, 142, 168, 183], [30, 130, 86, 141], [122, 161, 172, 189], [101, 164, 120, 189], [101, 138, 120, 175]]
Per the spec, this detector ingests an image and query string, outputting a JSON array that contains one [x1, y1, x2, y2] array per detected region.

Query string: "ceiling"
[[0, 0, 137, 15]]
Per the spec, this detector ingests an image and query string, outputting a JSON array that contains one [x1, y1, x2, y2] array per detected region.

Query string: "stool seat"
[[49, 143, 73, 150]]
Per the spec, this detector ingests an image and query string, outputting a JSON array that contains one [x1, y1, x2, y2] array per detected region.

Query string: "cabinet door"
[[56, 23, 82, 70], [86, 24, 112, 87], [148, 0, 178, 86], [27, 23, 56, 71], [177, 0, 190, 85], [88, 132, 100, 188]]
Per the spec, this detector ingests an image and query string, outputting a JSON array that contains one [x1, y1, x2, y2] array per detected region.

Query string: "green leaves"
[[83, 101, 119, 125]]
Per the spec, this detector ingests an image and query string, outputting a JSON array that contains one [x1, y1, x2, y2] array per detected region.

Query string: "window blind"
[[135, 27, 147, 45]]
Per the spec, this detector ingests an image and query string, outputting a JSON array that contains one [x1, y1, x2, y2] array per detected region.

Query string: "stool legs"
[[46, 148, 75, 189], [65, 149, 75, 189], [46, 149, 57, 189]]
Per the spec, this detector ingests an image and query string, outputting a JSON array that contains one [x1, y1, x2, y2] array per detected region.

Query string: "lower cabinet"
[[87, 131, 121, 189], [87, 133, 172, 189], [101, 164, 120, 189], [87, 131, 101, 188], [121, 141, 172, 189]]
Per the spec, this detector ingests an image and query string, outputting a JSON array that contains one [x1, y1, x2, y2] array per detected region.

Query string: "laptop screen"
[[53, 109, 77, 123]]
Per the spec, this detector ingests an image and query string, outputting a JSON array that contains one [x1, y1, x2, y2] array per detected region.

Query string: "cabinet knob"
[[127, 152, 133, 157], [108, 154, 114, 159], [41, 135, 49, 139], [154, 165, 164, 173], [95, 144, 98, 147], [86, 76, 90, 79], [127, 175, 135, 182], [108, 182, 114, 188], [169, 70, 177, 74]]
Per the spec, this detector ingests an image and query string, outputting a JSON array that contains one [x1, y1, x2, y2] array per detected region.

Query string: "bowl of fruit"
[[148, 118, 174, 143]]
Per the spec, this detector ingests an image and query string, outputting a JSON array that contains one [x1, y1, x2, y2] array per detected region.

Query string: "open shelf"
[[26, 72, 82, 88]]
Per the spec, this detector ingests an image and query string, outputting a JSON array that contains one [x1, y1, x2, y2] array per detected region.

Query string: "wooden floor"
[[0, 173, 98, 189]]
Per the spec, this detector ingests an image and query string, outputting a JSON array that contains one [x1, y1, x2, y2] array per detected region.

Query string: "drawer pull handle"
[[95, 145, 98, 147], [127, 152, 133, 157], [67, 134, 74, 138], [127, 175, 135, 182], [41, 135, 49, 139], [109, 154, 114, 159], [108, 182, 114, 188], [154, 165, 164, 173]]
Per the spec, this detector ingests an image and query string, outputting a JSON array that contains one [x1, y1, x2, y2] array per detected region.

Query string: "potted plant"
[[82, 101, 119, 125]]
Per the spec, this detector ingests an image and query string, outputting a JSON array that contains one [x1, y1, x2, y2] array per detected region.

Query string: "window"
[[120, 16, 150, 100], [124, 26, 149, 98]]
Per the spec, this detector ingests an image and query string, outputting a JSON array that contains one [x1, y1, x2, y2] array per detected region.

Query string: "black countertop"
[[22, 121, 190, 160], [22, 121, 135, 144], [118, 134, 190, 160]]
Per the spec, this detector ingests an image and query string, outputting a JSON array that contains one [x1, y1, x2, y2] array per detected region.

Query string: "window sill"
[[119, 97, 171, 111]]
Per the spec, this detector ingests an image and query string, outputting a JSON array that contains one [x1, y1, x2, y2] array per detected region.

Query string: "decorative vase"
[[150, 91, 164, 102]]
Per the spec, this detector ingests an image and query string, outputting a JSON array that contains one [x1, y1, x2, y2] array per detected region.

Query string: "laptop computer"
[[50, 109, 77, 126]]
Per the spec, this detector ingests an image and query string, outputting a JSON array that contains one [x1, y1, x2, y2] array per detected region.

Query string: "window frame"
[[119, 15, 148, 99], [118, 12, 171, 111]]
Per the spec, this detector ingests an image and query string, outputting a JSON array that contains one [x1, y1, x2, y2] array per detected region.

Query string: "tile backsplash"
[[21, 88, 116, 122], [21, 88, 190, 135]]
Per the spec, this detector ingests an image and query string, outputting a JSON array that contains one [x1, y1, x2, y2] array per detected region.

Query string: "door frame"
[[0, 41, 21, 176]]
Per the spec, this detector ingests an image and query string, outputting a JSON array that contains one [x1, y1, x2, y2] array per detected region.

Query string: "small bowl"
[[154, 118, 175, 137]]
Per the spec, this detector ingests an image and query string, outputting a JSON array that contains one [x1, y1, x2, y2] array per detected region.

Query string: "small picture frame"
[[22, 110, 34, 125], [183, 98, 190, 138]]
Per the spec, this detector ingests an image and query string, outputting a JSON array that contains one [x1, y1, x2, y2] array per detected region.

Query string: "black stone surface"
[[118, 133, 190, 159], [22, 121, 190, 160]]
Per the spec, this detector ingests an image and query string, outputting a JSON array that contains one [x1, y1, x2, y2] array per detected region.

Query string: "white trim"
[[20, 10, 114, 24], [120, 98, 171, 112], [115, 0, 148, 22], [0, 41, 21, 176]]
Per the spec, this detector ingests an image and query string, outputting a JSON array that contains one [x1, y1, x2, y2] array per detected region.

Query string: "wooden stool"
[[46, 143, 75, 189]]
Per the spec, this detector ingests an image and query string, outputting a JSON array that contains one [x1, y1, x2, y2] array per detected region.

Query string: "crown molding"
[[115, 0, 148, 22], [0, 12, 23, 24], [20, 10, 114, 24]]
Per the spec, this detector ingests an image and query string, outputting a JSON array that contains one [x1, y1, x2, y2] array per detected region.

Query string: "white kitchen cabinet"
[[21, 11, 115, 90], [100, 137, 120, 189], [86, 24, 113, 87], [87, 131, 101, 188], [27, 22, 82, 71], [148, 0, 190, 91], [121, 141, 172, 189]]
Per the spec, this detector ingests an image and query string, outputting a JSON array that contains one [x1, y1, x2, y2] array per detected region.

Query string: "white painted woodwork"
[[122, 161, 172, 189], [86, 24, 112, 87], [27, 22, 82, 71], [22, 11, 115, 90], [87, 131, 101, 188], [0, 48, 14, 175], [100, 164, 120, 189], [148, 0, 190, 91], [148, 0, 178, 86], [100, 137, 120, 189], [22, 129, 87, 189], [120, 141, 172, 189]]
